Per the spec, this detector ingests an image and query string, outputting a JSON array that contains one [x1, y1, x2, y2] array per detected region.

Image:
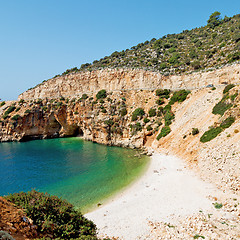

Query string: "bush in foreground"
[[5, 190, 97, 239]]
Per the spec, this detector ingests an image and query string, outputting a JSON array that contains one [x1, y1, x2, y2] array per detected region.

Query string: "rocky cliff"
[[1, 64, 240, 196], [18, 64, 240, 100]]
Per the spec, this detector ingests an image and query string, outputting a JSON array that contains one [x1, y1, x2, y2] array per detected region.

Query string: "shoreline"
[[85, 153, 221, 239]]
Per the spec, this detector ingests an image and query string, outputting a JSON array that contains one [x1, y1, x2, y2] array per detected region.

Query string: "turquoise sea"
[[0, 138, 149, 213]]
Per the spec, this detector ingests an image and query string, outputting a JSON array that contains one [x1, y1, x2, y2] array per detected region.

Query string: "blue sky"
[[0, 0, 239, 100]]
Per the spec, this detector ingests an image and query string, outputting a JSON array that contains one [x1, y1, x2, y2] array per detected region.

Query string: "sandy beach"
[[85, 153, 222, 239]]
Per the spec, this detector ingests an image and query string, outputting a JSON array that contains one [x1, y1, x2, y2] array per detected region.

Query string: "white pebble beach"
[[85, 153, 221, 239]]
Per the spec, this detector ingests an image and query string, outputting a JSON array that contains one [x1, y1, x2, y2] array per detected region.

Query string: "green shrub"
[[11, 114, 20, 121], [0, 101, 6, 107], [104, 119, 114, 126], [2, 114, 8, 119], [36, 99, 42, 104], [96, 89, 107, 99], [169, 90, 190, 105], [56, 101, 62, 107], [164, 110, 175, 126], [163, 104, 172, 112], [130, 122, 142, 133], [193, 234, 205, 239], [101, 108, 107, 113], [220, 116, 235, 129], [132, 108, 145, 121], [4, 106, 16, 115], [15, 107, 21, 112], [157, 126, 171, 140], [156, 98, 165, 105], [146, 125, 153, 131], [25, 109, 31, 114], [156, 89, 170, 98], [230, 93, 238, 101], [82, 93, 88, 99], [212, 100, 232, 116], [18, 99, 24, 104], [213, 202, 223, 209], [223, 84, 235, 94], [148, 108, 156, 117], [192, 128, 199, 135], [200, 127, 222, 143], [144, 118, 150, 123], [120, 108, 127, 116], [5, 190, 97, 239]]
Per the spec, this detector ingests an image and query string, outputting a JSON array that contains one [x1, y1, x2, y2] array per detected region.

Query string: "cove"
[[0, 137, 149, 213]]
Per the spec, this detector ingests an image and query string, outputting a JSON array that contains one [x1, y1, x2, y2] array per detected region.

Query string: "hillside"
[[57, 12, 240, 77]]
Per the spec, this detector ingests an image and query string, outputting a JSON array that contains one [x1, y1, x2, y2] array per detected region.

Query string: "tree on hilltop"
[[207, 11, 222, 28]]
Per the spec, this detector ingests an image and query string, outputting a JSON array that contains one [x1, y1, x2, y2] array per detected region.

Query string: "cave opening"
[[73, 127, 84, 137]]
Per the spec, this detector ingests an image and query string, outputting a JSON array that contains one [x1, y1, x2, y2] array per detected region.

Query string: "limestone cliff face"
[[18, 64, 240, 100]]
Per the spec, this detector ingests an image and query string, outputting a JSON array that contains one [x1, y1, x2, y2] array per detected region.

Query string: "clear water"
[[0, 138, 149, 213]]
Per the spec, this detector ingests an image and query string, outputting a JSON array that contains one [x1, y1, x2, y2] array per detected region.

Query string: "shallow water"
[[0, 138, 149, 212]]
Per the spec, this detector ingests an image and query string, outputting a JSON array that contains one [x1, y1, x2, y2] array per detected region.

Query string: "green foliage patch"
[[96, 89, 107, 99], [220, 116, 235, 129], [164, 110, 175, 126], [5, 190, 97, 239], [132, 108, 145, 121], [192, 128, 199, 135], [200, 127, 222, 143], [157, 126, 171, 140], [223, 84, 235, 94], [169, 90, 190, 105], [148, 108, 156, 117], [0, 101, 5, 107], [212, 98, 232, 116], [11, 114, 20, 121], [156, 89, 170, 98], [119, 108, 127, 116]]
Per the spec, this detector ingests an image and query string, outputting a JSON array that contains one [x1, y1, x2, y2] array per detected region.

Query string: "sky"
[[0, 0, 239, 100]]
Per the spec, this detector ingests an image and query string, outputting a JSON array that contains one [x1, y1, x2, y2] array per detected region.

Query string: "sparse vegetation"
[[5, 190, 97, 239], [223, 84, 235, 94], [157, 126, 171, 140], [213, 202, 223, 209], [200, 127, 222, 143], [120, 108, 127, 116], [144, 118, 150, 123], [96, 89, 107, 99], [11, 115, 20, 121], [169, 90, 190, 105], [212, 98, 232, 116], [132, 108, 145, 121], [130, 122, 142, 134], [192, 128, 199, 135], [220, 116, 235, 129], [156, 89, 170, 98], [146, 125, 153, 131], [24, 109, 31, 114], [148, 108, 156, 117], [0, 101, 6, 107]]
